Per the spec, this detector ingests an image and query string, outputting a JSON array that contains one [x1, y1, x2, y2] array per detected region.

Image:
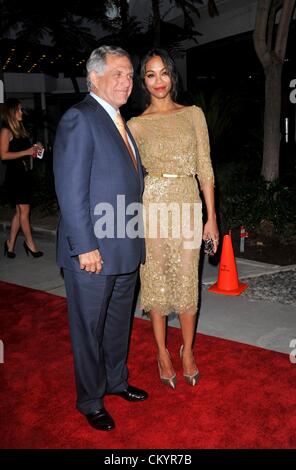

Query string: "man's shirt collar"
[[90, 92, 117, 121]]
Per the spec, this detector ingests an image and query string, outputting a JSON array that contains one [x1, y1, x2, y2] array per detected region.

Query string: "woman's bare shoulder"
[[0, 126, 12, 138]]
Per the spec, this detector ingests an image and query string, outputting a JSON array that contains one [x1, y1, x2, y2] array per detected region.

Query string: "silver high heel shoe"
[[157, 349, 177, 389], [180, 345, 200, 386]]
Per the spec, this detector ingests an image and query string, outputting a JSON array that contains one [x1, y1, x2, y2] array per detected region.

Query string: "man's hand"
[[78, 249, 104, 274]]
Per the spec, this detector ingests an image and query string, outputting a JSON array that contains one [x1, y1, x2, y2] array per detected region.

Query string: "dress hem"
[[141, 306, 197, 317]]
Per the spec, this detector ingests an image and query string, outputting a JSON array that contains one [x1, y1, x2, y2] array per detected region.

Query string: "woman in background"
[[128, 49, 219, 388], [0, 98, 43, 258]]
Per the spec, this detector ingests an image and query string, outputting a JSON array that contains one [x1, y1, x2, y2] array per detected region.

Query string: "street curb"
[[236, 257, 296, 278], [0, 221, 56, 242], [239, 265, 296, 278], [202, 257, 296, 285]]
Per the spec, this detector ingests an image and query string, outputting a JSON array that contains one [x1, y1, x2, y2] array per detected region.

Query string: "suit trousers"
[[63, 267, 138, 415]]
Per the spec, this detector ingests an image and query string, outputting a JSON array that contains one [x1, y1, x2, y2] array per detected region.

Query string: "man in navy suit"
[[53, 46, 147, 431]]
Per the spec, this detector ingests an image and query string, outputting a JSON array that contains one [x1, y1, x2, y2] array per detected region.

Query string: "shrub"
[[216, 161, 296, 239]]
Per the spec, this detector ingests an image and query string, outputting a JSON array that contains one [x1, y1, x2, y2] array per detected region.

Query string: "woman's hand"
[[30, 143, 44, 158], [203, 217, 219, 253], [29, 145, 38, 157]]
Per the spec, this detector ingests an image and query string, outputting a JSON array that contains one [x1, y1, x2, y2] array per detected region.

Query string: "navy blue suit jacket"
[[53, 94, 145, 275]]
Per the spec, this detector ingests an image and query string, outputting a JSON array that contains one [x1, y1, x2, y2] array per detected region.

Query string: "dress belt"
[[148, 173, 195, 178]]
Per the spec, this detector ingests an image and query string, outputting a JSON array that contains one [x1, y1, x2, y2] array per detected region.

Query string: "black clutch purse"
[[204, 238, 215, 256]]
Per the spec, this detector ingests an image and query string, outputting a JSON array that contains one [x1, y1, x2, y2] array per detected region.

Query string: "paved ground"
[[1, 211, 296, 356]]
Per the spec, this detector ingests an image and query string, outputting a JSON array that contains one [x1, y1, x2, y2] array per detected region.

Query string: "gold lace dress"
[[128, 105, 215, 316]]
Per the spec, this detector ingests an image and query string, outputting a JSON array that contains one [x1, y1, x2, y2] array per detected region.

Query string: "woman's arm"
[[202, 183, 219, 252], [0, 128, 35, 160], [192, 107, 219, 252]]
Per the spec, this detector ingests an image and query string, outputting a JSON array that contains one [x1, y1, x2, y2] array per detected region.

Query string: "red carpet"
[[0, 280, 295, 449]]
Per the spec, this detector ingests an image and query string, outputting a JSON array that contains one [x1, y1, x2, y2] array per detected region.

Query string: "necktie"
[[114, 112, 138, 173]]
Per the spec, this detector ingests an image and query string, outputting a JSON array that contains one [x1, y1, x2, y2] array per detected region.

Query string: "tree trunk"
[[0, 15, 4, 88], [119, 0, 129, 30], [262, 61, 283, 181], [151, 0, 161, 46], [0, 44, 4, 86], [253, 0, 295, 182]]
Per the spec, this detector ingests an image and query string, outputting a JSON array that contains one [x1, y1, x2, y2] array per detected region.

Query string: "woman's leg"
[[179, 313, 198, 376], [7, 206, 21, 251], [150, 310, 175, 379], [18, 204, 38, 251]]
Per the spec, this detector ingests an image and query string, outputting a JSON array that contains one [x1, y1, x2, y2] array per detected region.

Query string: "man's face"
[[90, 54, 133, 109]]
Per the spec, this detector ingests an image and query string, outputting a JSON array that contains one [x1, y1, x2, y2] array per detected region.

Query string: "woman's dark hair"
[[140, 48, 179, 103]]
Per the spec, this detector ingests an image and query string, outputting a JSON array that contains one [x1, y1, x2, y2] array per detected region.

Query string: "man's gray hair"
[[86, 45, 132, 91]]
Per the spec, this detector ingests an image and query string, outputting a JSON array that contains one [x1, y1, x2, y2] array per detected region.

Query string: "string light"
[[3, 42, 86, 74]]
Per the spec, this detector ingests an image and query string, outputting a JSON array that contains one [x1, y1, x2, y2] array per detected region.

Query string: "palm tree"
[[84, 0, 145, 54], [149, 0, 218, 49], [2, 0, 219, 90], [1, 0, 98, 94], [86, 0, 218, 55]]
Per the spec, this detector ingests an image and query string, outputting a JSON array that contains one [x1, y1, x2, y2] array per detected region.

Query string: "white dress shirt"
[[90, 92, 135, 156]]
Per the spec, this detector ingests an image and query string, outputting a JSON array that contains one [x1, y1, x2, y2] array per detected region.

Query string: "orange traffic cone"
[[208, 234, 248, 296]]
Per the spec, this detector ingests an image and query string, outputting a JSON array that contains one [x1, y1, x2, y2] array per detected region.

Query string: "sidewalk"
[[0, 206, 57, 240], [1, 209, 295, 355]]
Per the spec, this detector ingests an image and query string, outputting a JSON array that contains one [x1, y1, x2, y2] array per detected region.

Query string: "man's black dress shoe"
[[86, 407, 115, 431], [111, 385, 148, 402]]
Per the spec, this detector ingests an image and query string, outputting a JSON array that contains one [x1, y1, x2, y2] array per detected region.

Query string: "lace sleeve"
[[192, 106, 215, 189]]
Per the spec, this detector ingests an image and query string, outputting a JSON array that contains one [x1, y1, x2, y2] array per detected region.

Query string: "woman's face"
[[144, 55, 172, 100], [15, 104, 23, 122]]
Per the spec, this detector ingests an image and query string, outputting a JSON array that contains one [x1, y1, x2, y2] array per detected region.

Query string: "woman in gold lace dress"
[[128, 49, 219, 388]]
